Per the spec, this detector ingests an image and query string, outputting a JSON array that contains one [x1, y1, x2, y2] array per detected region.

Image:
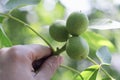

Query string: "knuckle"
[[7, 45, 35, 62], [7, 45, 24, 60], [0, 48, 7, 53], [0, 48, 9, 56]]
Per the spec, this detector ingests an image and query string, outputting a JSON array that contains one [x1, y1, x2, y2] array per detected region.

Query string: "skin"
[[0, 44, 63, 80]]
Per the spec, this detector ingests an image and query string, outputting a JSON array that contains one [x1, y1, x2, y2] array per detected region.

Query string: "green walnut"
[[66, 36, 89, 60], [66, 12, 89, 36], [49, 20, 69, 42]]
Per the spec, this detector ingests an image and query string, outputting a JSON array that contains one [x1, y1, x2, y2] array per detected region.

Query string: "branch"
[[0, 12, 55, 51]]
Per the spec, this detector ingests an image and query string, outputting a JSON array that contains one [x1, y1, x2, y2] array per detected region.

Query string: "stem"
[[73, 73, 80, 80], [54, 43, 66, 55], [0, 12, 54, 51], [0, 13, 8, 17], [87, 56, 98, 65], [87, 56, 115, 80], [60, 64, 80, 74], [60, 65, 83, 79], [101, 67, 115, 80]]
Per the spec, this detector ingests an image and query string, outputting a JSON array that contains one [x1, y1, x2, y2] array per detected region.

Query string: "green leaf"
[[96, 46, 112, 65], [5, 0, 41, 9], [3, 10, 30, 44], [76, 65, 100, 80], [82, 31, 115, 52], [0, 16, 4, 23], [102, 78, 111, 80], [0, 24, 12, 47]]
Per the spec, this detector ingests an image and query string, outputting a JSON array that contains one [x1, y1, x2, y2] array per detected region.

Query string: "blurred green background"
[[1, 0, 120, 80]]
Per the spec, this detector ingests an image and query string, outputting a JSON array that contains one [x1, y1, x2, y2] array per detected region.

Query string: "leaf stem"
[[0, 13, 8, 17], [100, 67, 115, 80], [0, 12, 54, 51], [54, 43, 66, 55], [60, 64, 84, 79], [87, 56, 98, 65], [60, 64, 80, 74], [87, 56, 115, 80]]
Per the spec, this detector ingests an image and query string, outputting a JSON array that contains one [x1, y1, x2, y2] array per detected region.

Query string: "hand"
[[0, 44, 63, 80]]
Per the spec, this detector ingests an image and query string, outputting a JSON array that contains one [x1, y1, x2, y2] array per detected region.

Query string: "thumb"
[[34, 56, 63, 80]]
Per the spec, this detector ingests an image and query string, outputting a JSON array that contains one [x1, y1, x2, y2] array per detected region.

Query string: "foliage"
[[0, 24, 12, 47], [0, 0, 120, 80], [76, 65, 100, 80]]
